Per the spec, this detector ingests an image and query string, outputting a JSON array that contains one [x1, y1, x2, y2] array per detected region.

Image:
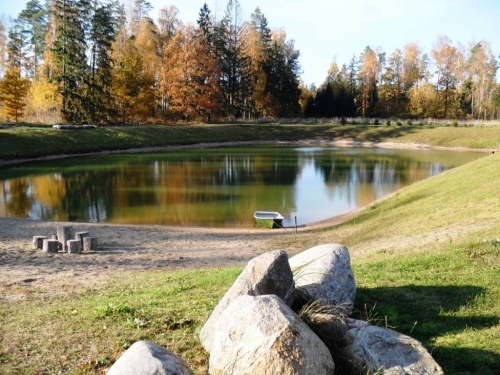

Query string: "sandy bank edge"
[[0, 139, 495, 168]]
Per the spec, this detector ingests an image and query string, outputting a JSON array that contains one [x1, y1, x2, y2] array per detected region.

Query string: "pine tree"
[[246, 7, 272, 117], [213, 0, 251, 118], [88, 2, 117, 123], [6, 20, 28, 75], [51, 0, 89, 123], [197, 3, 212, 42], [18, 0, 48, 78], [263, 30, 301, 118]]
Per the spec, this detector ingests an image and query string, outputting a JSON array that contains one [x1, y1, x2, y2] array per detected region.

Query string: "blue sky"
[[1, 0, 499, 86]]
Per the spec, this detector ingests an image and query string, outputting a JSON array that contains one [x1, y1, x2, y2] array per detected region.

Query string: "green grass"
[[1, 126, 500, 374], [277, 153, 500, 374], [352, 240, 500, 374], [1, 123, 499, 162], [0, 268, 242, 374]]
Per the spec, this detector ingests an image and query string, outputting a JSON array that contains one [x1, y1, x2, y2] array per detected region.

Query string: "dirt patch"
[[0, 217, 300, 301]]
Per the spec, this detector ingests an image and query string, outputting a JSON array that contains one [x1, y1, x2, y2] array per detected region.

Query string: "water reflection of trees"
[[310, 149, 450, 186], [0, 147, 476, 227]]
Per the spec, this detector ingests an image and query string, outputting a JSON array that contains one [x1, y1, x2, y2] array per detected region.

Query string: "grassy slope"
[[1, 124, 499, 162], [1, 126, 500, 374], [326, 153, 500, 374]]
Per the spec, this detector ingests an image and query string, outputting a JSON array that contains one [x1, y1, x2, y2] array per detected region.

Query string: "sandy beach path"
[[0, 217, 293, 301]]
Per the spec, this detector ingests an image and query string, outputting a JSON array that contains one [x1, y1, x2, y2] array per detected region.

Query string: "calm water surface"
[[0, 146, 485, 227]]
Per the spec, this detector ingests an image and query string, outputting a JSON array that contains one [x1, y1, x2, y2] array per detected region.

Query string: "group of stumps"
[[32, 225, 98, 254]]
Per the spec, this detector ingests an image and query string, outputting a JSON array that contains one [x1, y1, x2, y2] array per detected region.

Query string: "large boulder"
[[307, 315, 443, 375], [200, 250, 295, 352], [106, 341, 191, 375], [342, 319, 444, 374], [208, 294, 335, 375], [289, 243, 356, 315]]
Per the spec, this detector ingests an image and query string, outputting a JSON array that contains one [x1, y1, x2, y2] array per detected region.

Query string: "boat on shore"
[[253, 211, 284, 229]]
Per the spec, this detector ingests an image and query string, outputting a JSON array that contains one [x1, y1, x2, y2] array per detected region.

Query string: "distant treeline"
[[0, 0, 498, 124]]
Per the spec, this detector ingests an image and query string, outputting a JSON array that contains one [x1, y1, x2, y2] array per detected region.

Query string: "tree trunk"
[[75, 231, 90, 244], [57, 225, 74, 251], [67, 239, 82, 254], [33, 236, 48, 250], [43, 239, 59, 253], [51, 234, 63, 250], [83, 236, 97, 251]]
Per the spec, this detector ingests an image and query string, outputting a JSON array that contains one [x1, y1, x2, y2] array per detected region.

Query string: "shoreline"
[[0, 139, 494, 299], [0, 139, 494, 168]]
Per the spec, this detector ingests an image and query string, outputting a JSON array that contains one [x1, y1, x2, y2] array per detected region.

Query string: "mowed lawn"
[[1, 124, 499, 374]]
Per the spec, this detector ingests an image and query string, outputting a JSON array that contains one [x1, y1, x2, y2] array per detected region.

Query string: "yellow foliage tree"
[[432, 36, 463, 118], [358, 47, 381, 117], [111, 28, 155, 123], [408, 82, 438, 118], [25, 68, 61, 123], [0, 67, 30, 122]]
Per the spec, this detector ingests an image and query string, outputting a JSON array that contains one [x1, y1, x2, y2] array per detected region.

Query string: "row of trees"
[[0, 0, 302, 124], [304, 37, 500, 120], [0, 0, 499, 123]]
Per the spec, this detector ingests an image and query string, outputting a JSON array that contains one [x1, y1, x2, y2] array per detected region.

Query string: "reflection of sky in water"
[[0, 147, 485, 227], [292, 160, 352, 226], [287, 150, 453, 227]]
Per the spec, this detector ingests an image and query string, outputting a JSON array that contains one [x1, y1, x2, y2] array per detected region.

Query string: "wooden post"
[[32, 236, 48, 250], [75, 231, 90, 245], [42, 239, 59, 253], [51, 234, 62, 250], [83, 236, 97, 251], [295, 216, 298, 234], [67, 239, 82, 254], [57, 225, 74, 252]]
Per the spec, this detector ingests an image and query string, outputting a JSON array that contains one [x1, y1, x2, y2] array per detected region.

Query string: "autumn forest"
[[0, 0, 499, 124]]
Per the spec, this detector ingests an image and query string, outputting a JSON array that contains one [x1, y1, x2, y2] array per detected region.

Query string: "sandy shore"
[[1, 140, 494, 302], [0, 217, 293, 300]]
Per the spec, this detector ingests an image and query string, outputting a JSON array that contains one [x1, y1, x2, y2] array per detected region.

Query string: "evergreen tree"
[[197, 3, 212, 40], [6, 20, 28, 75], [88, 2, 117, 123], [264, 31, 301, 118], [17, 0, 48, 78], [315, 82, 335, 117], [51, 0, 89, 123], [130, 0, 152, 34], [216, 0, 250, 118]]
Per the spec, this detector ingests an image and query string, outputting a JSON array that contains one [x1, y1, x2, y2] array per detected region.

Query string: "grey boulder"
[[343, 319, 444, 375], [200, 250, 295, 352], [208, 294, 335, 375], [289, 243, 356, 315], [106, 341, 191, 375]]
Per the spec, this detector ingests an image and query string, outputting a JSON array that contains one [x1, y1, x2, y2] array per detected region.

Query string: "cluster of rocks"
[[106, 244, 444, 375], [32, 225, 97, 254]]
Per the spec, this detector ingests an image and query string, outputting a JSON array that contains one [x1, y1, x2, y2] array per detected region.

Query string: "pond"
[[0, 146, 485, 228]]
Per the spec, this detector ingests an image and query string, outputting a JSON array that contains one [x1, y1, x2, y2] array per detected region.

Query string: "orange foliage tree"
[[161, 24, 222, 122]]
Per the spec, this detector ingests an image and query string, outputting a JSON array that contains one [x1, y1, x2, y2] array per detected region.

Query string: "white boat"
[[253, 211, 284, 229]]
